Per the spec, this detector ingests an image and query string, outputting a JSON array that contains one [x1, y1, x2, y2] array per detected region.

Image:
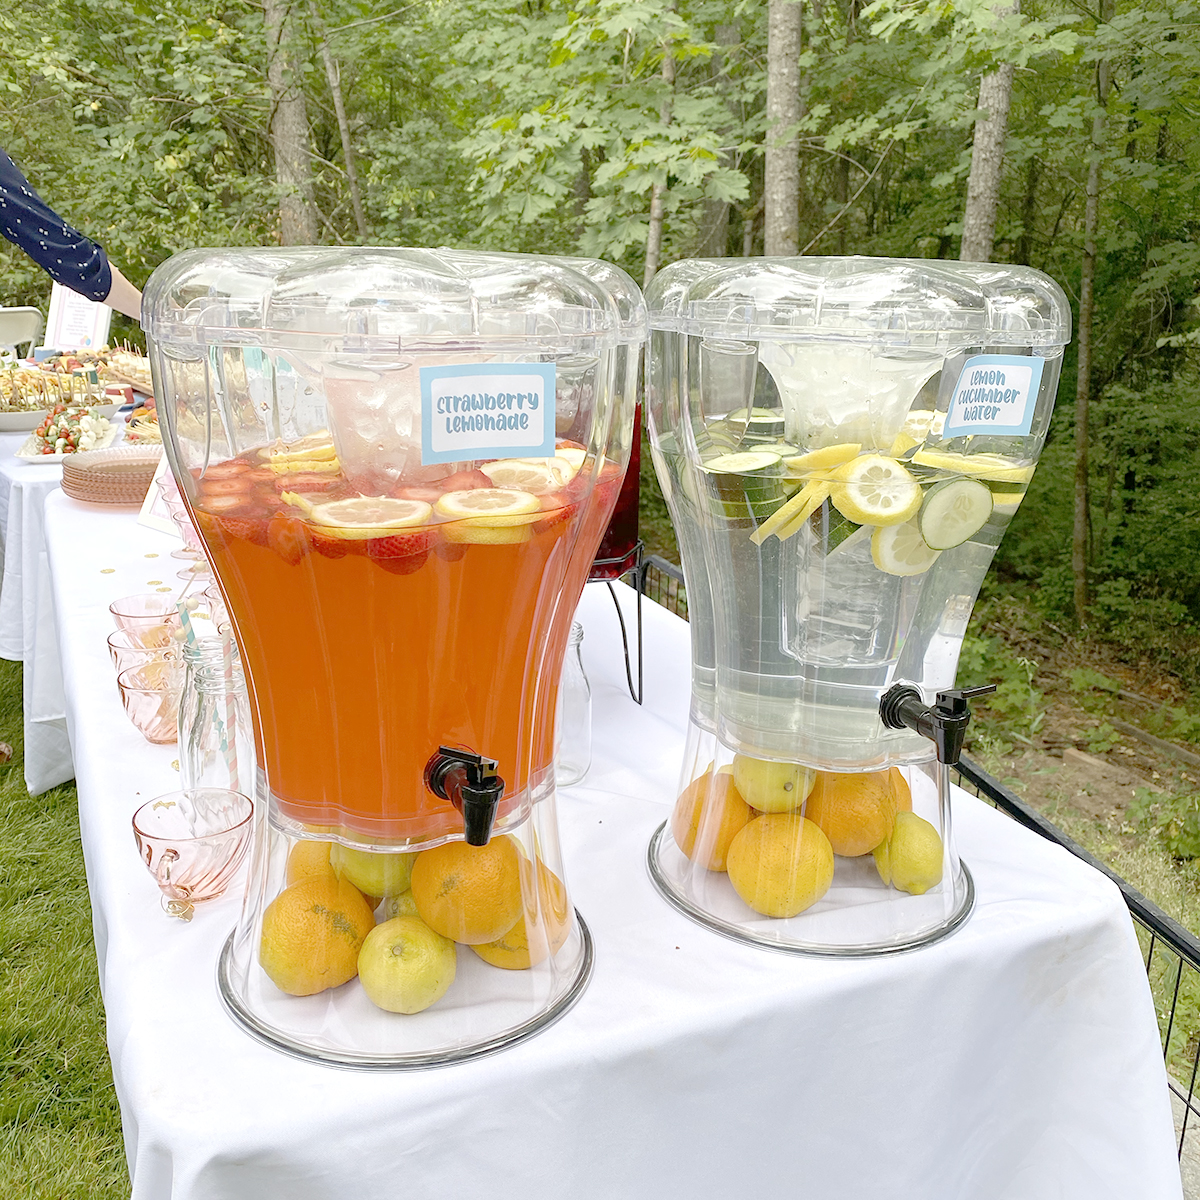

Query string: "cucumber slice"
[[808, 500, 861, 555], [727, 407, 786, 441], [703, 450, 786, 521], [918, 477, 993, 550], [872, 520, 941, 576]]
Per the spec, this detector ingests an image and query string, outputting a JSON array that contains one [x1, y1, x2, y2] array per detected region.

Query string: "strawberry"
[[367, 528, 437, 573], [267, 516, 311, 566], [433, 540, 469, 563], [309, 528, 351, 559], [275, 472, 343, 495], [200, 460, 250, 481], [201, 476, 253, 498]]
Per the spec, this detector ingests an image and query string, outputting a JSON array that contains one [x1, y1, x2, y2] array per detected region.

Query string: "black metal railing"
[[637, 552, 1200, 1163]]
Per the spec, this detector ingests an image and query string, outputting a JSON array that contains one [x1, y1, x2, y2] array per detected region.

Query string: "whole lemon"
[[732, 754, 816, 813], [726, 814, 834, 918], [670, 769, 753, 871], [874, 811, 943, 895], [330, 844, 416, 898], [471, 860, 572, 971], [410, 835, 522, 945], [286, 838, 335, 884], [381, 889, 421, 921], [259, 876, 375, 996], [358, 916, 457, 1014], [804, 770, 895, 856]]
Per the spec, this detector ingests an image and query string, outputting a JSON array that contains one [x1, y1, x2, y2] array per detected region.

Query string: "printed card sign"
[[420, 362, 556, 465], [944, 354, 1045, 438]]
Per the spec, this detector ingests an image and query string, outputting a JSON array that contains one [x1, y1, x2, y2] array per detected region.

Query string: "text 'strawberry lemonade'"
[[146, 248, 644, 1067]]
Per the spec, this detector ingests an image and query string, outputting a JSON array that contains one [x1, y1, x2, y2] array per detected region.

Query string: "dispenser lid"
[[645, 256, 1071, 348], [143, 247, 648, 350]]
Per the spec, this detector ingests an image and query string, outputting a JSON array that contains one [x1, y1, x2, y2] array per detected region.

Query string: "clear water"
[[652, 434, 1020, 771]]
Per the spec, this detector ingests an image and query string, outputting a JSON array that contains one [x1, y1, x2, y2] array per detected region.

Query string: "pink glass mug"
[[132, 789, 254, 919]]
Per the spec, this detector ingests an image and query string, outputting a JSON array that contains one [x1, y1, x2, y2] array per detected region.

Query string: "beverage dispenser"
[[644, 257, 1069, 954], [144, 247, 643, 1065]]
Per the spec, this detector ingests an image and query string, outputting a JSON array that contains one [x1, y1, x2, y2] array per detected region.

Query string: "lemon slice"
[[830, 455, 922, 526], [782, 443, 862, 476], [262, 431, 338, 464], [555, 447, 587, 472], [269, 457, 341, 477], [749, 479, 828, 545], [480, 457, 576, 493], [308, 496, 432, 540], [871, 520, 941, 576], [435, 488, 540, 527], [911, 449, 1034, 484]]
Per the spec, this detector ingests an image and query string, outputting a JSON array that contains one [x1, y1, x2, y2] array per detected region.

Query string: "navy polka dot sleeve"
[[0, 149, 112, 302]]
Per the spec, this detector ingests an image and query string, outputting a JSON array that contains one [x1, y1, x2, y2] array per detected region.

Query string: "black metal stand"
[[588, 540, 644, 705]]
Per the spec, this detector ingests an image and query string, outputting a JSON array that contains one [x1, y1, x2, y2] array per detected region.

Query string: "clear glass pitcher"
[[144, 247, 643, 1066], [645, 256, 1070, 955]]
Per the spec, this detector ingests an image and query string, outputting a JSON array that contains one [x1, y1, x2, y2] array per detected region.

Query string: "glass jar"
[[178, 638, 254, 797], [556, 622, 592, 787]]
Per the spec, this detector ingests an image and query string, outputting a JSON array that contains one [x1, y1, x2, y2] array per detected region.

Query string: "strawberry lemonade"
[[189, 433, 621, 844]]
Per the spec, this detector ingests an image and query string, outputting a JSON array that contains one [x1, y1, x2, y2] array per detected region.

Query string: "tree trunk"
[[1073, 8, 1114, 624], [309, 0, 368, 240], [1015, 156, 1039, 265], [643, 19, 676, 288], [960, 2, 1018, 263], [764, 0, 802, 256], [264, 0, 318, 245], [694, 24, 740, 257]]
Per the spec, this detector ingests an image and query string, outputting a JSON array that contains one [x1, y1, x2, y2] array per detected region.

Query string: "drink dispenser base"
[[144, 247, 643, 1067], [644, 256, 1070, 957]]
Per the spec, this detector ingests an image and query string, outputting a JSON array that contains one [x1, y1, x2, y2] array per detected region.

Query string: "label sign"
[[420, 362, 556, 465], [944, 354, 1045, 438]]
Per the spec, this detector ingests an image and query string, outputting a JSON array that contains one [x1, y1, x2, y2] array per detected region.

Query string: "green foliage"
[[1130, 784, 1200, 861], [958, 631, 1046, 746], [0, 660, 125, 1196]]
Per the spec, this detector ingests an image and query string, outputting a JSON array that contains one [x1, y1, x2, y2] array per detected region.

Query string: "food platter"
[[0, 409, 51, 432], [16, 423, 119, 462]]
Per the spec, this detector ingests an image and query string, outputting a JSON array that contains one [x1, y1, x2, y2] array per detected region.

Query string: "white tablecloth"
[[43, 490, 1182, 1200], [0, 430, 74, 792]]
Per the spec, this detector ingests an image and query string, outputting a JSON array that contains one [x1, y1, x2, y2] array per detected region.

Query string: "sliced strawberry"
[[374, 547, 430, 576], [309, 528, 351, 559], [219, 515, 269, 546], [244, 468, 277, 486], [534, 503, 577, 535], [437, 468, 492, 492], [275, 473, 344, 495], [393, 485, 443, 503], [203, 493, 253, 515], [267, 516, 311, 566], [433, 540, 469, 563], [367, 527, 437, 565], [255, 489, 286, 512], [201, 477, 253, 498], [556, 439, 586, 453], [200, 460, 250, 481]]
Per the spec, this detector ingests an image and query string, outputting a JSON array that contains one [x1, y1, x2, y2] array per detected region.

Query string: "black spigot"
[[878, 684, 998, 766], [424, 747, 505, 846]]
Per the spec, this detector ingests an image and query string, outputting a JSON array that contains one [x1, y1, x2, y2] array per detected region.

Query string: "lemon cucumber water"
[[670, 438, 1030, 767]]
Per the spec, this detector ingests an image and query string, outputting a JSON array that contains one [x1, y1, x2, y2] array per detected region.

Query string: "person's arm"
[[103, 264, 142, 321], [0, 149, 140, 322]]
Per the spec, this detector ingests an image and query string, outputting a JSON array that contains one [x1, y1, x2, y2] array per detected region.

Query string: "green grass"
[[0, 659, 127, 1197]]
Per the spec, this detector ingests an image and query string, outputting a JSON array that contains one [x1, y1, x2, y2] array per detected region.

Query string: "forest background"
[[0, 0, 1199, 675]]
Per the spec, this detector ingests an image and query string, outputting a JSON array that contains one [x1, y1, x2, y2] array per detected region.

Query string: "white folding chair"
[[0, 306, 45, 360]]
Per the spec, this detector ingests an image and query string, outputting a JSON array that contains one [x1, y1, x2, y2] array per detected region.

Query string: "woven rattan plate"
[[61, 445, 163, 505]]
